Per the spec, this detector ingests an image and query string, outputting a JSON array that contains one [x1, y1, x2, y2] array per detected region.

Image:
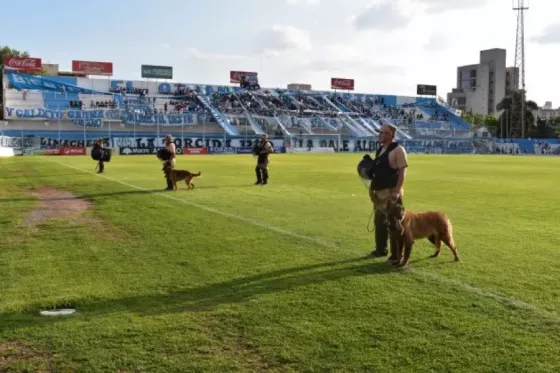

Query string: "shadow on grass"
[[0, 185, 251, 202], [0, 256, 395, 330]]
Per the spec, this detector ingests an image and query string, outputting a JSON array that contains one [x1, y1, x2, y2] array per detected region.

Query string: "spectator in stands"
[[368, 124, 409, 261]]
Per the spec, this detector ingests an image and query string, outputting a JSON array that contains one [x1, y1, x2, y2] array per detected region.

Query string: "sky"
[[2, 0, 559, 107]]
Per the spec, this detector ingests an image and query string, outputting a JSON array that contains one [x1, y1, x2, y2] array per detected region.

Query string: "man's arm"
[[393, 146, 408, 194], [261, 142, 272, 154]]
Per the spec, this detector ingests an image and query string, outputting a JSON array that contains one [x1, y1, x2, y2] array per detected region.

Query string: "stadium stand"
[[10, 69, 558, 155]]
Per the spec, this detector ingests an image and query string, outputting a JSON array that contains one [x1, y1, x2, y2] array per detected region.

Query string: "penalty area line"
[[47, 159, 559, 321]]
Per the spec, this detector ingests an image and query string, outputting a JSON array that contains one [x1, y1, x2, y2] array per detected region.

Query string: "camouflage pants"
[[369, 189, 404, 257]]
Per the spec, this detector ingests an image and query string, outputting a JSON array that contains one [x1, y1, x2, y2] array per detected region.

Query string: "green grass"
[[0, 153, 559, 372]]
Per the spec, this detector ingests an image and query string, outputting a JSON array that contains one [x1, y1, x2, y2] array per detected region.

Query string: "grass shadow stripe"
[[46, 158, 560, 321]]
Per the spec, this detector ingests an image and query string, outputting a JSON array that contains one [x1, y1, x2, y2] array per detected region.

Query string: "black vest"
[[254, 141, 272, 163], [371, 142, 400, 191]]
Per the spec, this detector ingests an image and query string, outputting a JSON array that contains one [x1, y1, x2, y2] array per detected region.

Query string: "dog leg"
[[397, 241, 413, 268], [397, 233, 414, 267], [441, 235, 460, 262], [429, 235, 443, 258]]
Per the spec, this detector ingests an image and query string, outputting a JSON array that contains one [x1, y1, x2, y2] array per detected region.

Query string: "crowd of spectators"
[[110, 86, 149, 96]]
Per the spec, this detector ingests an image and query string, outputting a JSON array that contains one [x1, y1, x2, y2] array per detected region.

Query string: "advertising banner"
[[60, 147, 86, 156], [141, 65, 173, 79], [230, 70, 258, 84], [236, 147, 254, 154], [3, 57, 42, 73], [208, 146, 236, 155], [72, 60, 113, 76], [183, 147, 208, 155], [417, 84, 437, 96], [331, 78, 354, 90]]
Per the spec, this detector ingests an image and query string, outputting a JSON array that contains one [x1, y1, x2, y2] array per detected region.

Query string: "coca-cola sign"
[[331, 77, 355, 91], [2, 57, 42, 72], [72, 60, 113, 76]]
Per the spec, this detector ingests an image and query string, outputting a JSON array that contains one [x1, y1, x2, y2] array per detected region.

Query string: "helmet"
[[357, 154, 375, 188]]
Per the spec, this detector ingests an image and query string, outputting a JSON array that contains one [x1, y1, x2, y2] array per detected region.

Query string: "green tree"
[[527, 118, 558, 139], [554, 116, 560, 125], [0, 45, 30, 68], [473, 113, 485, 126], [496, 90, 538, 138], [461, 112, 474, 125], [484, 114, 499, 127]]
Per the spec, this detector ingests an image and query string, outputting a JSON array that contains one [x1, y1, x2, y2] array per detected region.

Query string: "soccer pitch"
[[0, 153, 559, 372]]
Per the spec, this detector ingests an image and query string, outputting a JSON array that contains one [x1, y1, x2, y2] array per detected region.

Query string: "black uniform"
[[92, 143, 105, 174], [369, 142, 404, 259], [253, 140, 272, 185]]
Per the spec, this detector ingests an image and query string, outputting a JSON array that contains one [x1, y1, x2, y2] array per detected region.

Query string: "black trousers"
[[163, 160, 174, 190], [97, 161, 104, 173]]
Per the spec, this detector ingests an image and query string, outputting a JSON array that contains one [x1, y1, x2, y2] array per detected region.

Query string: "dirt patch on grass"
[[23, 186, 92, 228], [17, 185, 129, 243], [0, 341, 51, 372]]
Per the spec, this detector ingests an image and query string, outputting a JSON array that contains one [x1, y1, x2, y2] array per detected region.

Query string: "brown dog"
[[163, 165, 201, 191], [387, 198, 460, 267]]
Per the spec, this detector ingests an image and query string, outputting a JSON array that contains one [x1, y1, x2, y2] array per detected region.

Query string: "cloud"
[[532, 23, 560, 45], [353, 1, 411, 31], [255, 25, 311, 54], [286, 0, 319, 6], [161, 43, 171, 48], [424, 31, 448, 51], [416, 0, 487, 14], [183, 48, 250, 60], [298, 43, 404, 76]]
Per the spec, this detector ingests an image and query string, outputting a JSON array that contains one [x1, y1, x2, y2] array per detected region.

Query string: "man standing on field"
[[368, 124, 408, 262]]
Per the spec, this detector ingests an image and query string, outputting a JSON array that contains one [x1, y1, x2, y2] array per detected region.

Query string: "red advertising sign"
[[230, 70, 257, 84], [60, 147, 86, 156], [42, 148, 61, 156], [72, 60, 113, 76], [331, 77, 355, 91], [43, 147, 86, 156], [183, 147, 208, 155], [3, 57, 42, 73]]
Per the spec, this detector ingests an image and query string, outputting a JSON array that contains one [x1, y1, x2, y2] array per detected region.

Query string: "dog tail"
[[193, 171, 201, 177], [441, 215, 460, 261]]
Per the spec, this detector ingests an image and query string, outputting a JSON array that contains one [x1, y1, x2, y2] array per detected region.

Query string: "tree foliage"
[[495, 90, 538, 138], [0, 45, 47, 75], [0, 45, 30, 68]]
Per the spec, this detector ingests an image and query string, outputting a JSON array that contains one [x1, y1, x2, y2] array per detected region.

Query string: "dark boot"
[[255, 166, 262, 185], [165, 177, 173, 191], [370, 210, 388, 257]]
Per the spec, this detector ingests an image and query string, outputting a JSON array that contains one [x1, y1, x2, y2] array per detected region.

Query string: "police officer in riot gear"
[[253, 134, 273, 185], [93, 138, 105, 174]]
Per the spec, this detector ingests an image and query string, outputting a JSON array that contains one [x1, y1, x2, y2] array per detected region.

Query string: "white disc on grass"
[[40, 309, 76, 317]]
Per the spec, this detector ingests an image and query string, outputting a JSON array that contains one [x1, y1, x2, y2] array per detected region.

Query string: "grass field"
[[0, 153, 559, 373]]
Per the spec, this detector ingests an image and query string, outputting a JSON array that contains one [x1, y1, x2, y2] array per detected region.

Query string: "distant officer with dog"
[[368, 124, 408, 262], [163, 135, 177, 191], [253, 134, 273, 185]]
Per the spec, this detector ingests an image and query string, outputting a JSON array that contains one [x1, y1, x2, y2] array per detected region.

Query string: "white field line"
[[47, 158, 559, 320]]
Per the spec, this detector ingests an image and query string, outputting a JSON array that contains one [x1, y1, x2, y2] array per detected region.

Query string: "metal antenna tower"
[[512, 0, 529, 138]]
